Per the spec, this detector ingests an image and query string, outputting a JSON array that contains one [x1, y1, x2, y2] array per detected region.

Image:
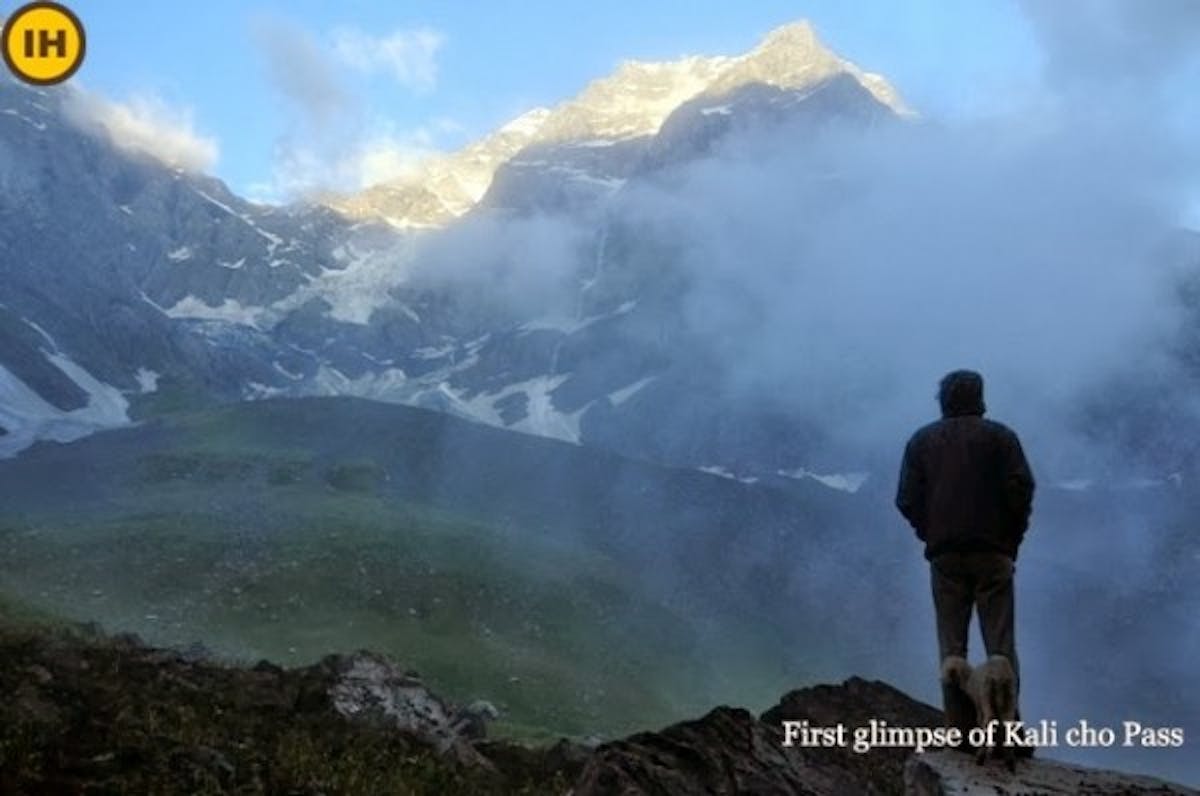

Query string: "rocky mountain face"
[[0, 21, 912, 484], [325, 107, 553, 227], [0, 75, 363, 453], [326, 21, 905, 228]]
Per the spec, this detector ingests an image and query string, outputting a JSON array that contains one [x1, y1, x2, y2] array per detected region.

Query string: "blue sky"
[[52, 0, 1049, 199]]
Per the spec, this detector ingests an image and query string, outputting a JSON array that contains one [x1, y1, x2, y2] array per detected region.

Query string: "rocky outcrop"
[[574, 705, 863, 795], [576, 676, 1199, 796], [905, 750, 1198, 796], [575, 677, 942, 795], [321, 651, 498, 767]]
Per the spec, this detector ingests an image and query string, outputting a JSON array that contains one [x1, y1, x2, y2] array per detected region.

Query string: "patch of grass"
[[139, 452, 259, 484], [325, 461, 386, 493], [0, 590, 68, 633], [126, 379, 222, 421], [267, 459, 309, 486]]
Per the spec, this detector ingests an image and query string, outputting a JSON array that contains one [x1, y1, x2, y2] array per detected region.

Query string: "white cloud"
[[332, 26, 444, 92], [249, 123, 446, 202], [63, 89, 218, 173], [352, 132, 436, 185], [251, 15, 352, 134], [244, 16, 451, 202]]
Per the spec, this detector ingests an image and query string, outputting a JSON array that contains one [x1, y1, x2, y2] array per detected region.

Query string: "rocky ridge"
[[324, 21, 906, 227]]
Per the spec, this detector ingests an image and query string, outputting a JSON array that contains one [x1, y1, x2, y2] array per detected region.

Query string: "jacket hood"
[[938, 370, 986, 417]]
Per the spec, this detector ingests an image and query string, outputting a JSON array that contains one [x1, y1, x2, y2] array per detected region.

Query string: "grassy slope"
[[0, 397, 847, 741], [2, 499, 706, 741]]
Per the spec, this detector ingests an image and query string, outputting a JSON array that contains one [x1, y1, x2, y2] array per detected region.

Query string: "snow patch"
[[191, 187, 291, 249], [46, 354, 130, 425], [777, 467, 870, 493], [313, 365, 409, 400], [1053, 475, 1184, 491], [134, 368, 159, 394], [608, 376, 654, 407], [259, 228, 284, 249], [273, 234, 414, 325], [1, 107, 47, 130], [244, 382, 284, 400], [138, 290, 167, 314], [401, 375, 585, 445], [462, 375, 584, 444], [499, 107, 552, 137], [412, 344, 453, 361], [698, 465, 759, 485], [519, 316, 591, 334], [273, 361, 304, 381], [500, 375, 584, 444], [521, 299, 639, 336], [192, 187, 239, 217], [0, 354, 130, 457], [165, 296, 267, 328], [22, 318, 59, 350]]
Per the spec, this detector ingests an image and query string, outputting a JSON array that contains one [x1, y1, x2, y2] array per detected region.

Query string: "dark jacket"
[[896, 380, 1035, 561]]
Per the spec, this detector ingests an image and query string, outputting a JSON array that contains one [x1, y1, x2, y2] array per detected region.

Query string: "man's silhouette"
[[895, 370, 1035, 741]]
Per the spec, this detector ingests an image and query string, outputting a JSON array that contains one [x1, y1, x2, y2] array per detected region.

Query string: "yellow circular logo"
[[2, 2, 86, 86]]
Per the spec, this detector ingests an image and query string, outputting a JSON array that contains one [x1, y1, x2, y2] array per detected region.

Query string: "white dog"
[[941, 654, 1017, 771]]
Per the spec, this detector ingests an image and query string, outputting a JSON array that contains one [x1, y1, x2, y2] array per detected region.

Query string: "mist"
[[639, 102, 1199, 776], [653, 110, 1190, 465], [657, 9, 1199, 780], [385, 5, 1200, 782], [407, 210, 594, 331]]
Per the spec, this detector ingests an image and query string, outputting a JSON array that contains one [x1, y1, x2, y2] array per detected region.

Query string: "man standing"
[[896, 369, 1035, 739]]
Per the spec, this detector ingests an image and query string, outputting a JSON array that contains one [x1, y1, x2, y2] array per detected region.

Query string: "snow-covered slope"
[[0, 19, 938, 477], [0, 354, 129, 457]]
